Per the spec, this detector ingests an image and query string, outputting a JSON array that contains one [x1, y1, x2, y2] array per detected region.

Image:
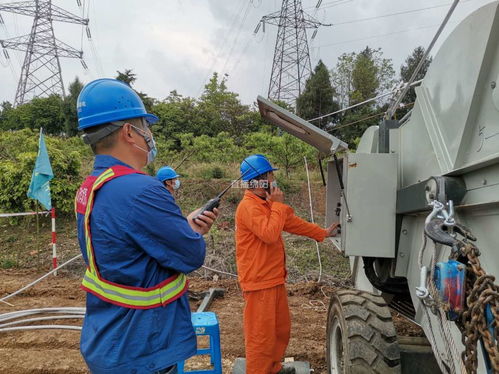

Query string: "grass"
[[0, 163, 351, 285]]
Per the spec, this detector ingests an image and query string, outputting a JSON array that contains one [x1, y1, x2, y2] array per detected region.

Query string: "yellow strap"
[[80, 167, 187, 307]]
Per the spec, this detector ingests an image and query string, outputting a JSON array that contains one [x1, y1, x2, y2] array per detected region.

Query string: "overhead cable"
[[308, 79, 422, 122], [386, 0, 461, 119]]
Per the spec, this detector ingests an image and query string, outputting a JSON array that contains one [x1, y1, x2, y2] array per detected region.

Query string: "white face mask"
[[173, 179, 181, 190], [131, 124, 157, 164]]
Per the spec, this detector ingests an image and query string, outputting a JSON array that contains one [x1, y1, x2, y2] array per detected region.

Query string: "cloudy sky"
[[0, 0, 494, 105]]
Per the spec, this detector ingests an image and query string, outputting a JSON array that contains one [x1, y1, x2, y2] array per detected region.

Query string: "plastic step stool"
[[178, 312, 222, 374]]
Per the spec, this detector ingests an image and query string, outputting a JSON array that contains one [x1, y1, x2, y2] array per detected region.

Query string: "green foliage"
[[0, 259, 17, 269], [0, 95, 65, 134], [400, 46, 432, 111], [200, 166, 225, 179], [63, 77, 84, 136], [115, 69, 137, 85], [177, 132, 246, 163], [0, 129, 92, 215], [151, 91, 199, 142], [330, 47, 396, 147], [332, 106, 385, 147], [244, 132, 317, 177], [196, 73, 259, 139], [296, 60, 339, 129]]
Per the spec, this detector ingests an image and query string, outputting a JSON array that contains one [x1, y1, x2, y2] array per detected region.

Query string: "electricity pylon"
[[255, 0, 330, 106], [0, 0, 88, 105]]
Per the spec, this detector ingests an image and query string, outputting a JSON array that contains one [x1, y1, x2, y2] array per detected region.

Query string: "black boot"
[[277, 366, 296, 374]]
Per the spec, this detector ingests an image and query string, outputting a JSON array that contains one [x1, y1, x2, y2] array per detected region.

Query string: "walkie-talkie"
[[192, 169, 251, 221]]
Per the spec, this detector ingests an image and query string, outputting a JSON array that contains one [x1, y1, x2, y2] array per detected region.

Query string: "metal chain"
[[459, 243, 499, 373]]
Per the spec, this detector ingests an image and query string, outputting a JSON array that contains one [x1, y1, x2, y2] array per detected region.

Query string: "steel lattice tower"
[[0, 0, 88, 106], [255, 0, 330, 105]]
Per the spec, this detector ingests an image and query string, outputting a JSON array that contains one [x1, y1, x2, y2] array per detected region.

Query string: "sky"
[[0, 0, 494, 106]]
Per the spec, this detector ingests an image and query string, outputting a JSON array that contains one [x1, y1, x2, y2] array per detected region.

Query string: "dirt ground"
[[0, 269, 423, 374]]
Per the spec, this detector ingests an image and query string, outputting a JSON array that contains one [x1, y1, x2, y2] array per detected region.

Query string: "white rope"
[[304, 156, 322, 283], [0, 254, 83, 303]]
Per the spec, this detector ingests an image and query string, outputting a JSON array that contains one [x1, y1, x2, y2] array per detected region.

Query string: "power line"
[[316, 23, 443, 49], [220, 0, 254, 76], [328, 102, 414, 132], [386, 0, 461, 118], [0, 0, 89, 105], [309, 79, 423, 122], [257, 0, 331, 105], [196, 0, 249, 96], [327, 1, 471, 27]]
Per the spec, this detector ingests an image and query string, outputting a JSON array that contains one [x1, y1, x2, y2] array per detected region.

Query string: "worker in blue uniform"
[[75, 78, 218, 374], [156, 166, 181, 196]]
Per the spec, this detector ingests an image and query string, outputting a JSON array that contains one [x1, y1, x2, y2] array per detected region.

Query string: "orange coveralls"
[[235, 190, 327, 374]]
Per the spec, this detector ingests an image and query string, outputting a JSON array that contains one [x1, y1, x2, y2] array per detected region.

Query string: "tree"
[[63, 77, 84, 136], [330, 47, 396, 147], [244, 132, 317, 177], [331, 47, 395, 108], [0, 96, 65, 134], [331, 53, 356, 109], [400, 46, 432, 104], [115, 69, 137, 86], [116, 69, 155, 112], [296, 60, 339, 129], [196, 73, 257, 140], [151, 90, 199, 145]]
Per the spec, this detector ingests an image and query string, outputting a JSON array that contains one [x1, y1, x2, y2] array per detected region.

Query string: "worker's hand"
[[266, 186, 284, 204], [325, 222, 340, 237], [187, 208, 219, 235]]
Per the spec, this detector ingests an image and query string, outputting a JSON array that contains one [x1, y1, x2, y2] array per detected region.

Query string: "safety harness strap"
[[75, 166, 188, 309]]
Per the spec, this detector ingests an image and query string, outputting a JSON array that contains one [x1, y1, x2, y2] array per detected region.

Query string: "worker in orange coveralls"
[[235, 154, 339, 374]]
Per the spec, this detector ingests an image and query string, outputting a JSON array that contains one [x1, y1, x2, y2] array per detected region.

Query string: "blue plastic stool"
[[178, 312, 222, 374]]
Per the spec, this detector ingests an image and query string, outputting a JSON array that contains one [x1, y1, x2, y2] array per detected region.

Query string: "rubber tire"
[[326, 289, 401, 374]]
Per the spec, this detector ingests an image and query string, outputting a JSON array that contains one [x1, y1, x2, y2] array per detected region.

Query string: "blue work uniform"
[[76, 155, 206, 374]]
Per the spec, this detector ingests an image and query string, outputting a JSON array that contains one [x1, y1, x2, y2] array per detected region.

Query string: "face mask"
[[131, 124, 157, 164], [173, 179, 181, 190]]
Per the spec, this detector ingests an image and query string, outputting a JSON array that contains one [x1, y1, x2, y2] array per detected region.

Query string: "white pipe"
[[0, 325, 81, 333], [0, 315, 84, 328], [0, 211, 50, 218], [0, 308, 85, 322], [0, 254, 82, 303]]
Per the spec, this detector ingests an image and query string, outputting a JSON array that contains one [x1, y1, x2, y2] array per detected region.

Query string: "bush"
[[0, 129, 91, 215], [199, 166, 225, 179]]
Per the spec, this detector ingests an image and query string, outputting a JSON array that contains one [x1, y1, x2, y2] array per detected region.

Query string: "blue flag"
[[27, 129, 54, 210]]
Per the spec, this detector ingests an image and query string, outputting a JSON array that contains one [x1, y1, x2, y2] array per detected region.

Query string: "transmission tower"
[[0, 0, 89, 106], [255, 0, 330, 106]]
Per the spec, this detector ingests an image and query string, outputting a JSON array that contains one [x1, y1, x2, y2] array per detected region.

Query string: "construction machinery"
[[258, 2, 499, 373]]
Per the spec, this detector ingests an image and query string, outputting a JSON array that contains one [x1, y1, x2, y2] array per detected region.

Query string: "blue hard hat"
[[156, 166, 180, 182], [77, 78, 159, 130], [240, 154, 278, 181]]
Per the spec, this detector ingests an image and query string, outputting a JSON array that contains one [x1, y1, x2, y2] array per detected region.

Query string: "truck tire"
[[326, 289, 401, 374]]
